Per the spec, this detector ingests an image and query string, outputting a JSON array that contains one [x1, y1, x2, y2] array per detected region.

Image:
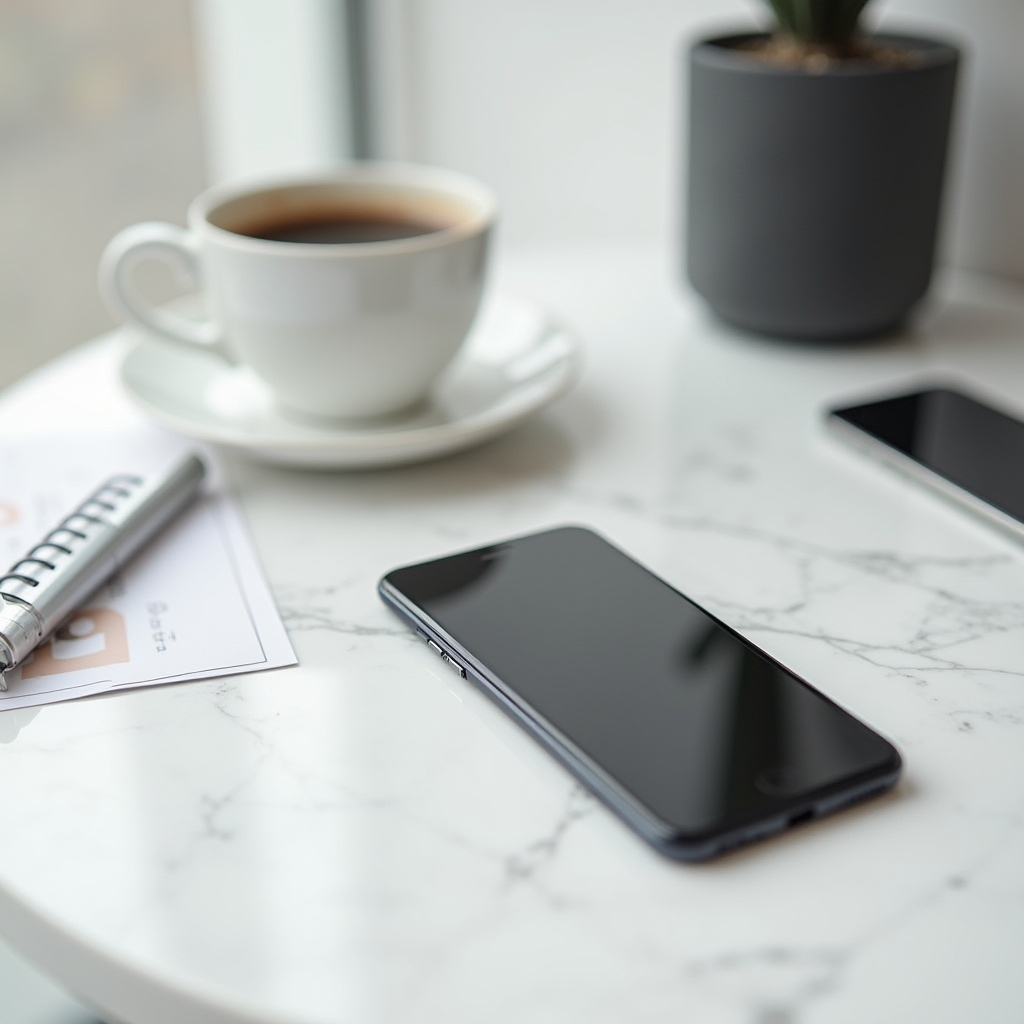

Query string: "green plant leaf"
[[763, 0, 873, 48]]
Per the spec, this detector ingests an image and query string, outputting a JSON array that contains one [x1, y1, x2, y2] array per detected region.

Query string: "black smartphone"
[[828, 382, 1024, 541], [378, 526, 901, 862]]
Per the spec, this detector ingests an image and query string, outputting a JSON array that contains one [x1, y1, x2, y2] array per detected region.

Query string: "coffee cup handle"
[[99, 222, 229, 359]]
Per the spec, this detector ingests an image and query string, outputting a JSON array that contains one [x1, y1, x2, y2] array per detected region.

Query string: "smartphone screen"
[[828, 384, 1024, 537], [379, 526, 900, 861]]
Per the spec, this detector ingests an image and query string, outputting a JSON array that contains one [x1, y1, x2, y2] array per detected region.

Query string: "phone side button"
[[440, 652, 466, 678], [426, 639, 443, 657]]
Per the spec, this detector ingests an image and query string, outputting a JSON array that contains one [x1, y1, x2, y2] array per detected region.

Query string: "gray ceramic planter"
[[686, 33, 960, 340]]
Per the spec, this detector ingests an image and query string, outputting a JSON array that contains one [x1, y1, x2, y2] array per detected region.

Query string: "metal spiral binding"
[[0, 454, 205, 690]]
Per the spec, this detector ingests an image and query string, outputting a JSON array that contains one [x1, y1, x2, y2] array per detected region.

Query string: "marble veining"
[[0, 249, 1023, 1023], [501, 785, 597, 896]]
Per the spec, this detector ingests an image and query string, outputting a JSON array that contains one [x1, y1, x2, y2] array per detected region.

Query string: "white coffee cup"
[[100, 163, 495, 420]]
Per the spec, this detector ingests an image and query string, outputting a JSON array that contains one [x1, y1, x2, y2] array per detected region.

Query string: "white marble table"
[[2, 244, 1024, 1024]]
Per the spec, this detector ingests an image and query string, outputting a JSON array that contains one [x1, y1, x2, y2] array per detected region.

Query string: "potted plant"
[[685, 0, 961, 340]]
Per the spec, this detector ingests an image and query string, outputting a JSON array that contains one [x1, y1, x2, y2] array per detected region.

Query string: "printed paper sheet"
[[0, 431, 296, 710]]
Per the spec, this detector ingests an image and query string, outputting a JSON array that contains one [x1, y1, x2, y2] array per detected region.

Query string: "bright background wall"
[[352, 0, 1024, 281]]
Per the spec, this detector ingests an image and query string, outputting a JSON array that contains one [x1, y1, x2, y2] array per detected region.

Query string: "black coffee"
[[238, 211, 447, 244]]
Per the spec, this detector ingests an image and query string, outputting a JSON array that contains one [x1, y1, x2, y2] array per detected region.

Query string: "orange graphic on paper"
[[0, 502, 19, 527], [21, 608, 130, 678]]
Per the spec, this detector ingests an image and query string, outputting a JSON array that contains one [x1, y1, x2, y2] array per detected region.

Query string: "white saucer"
[[120, 295, 583, 468]]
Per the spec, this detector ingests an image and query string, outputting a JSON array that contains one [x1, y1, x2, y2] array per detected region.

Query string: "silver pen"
[[0, 453, 206, 691]]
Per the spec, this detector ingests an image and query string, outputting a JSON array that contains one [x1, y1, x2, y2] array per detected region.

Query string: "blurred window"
[[0, 0, 206, 389]]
